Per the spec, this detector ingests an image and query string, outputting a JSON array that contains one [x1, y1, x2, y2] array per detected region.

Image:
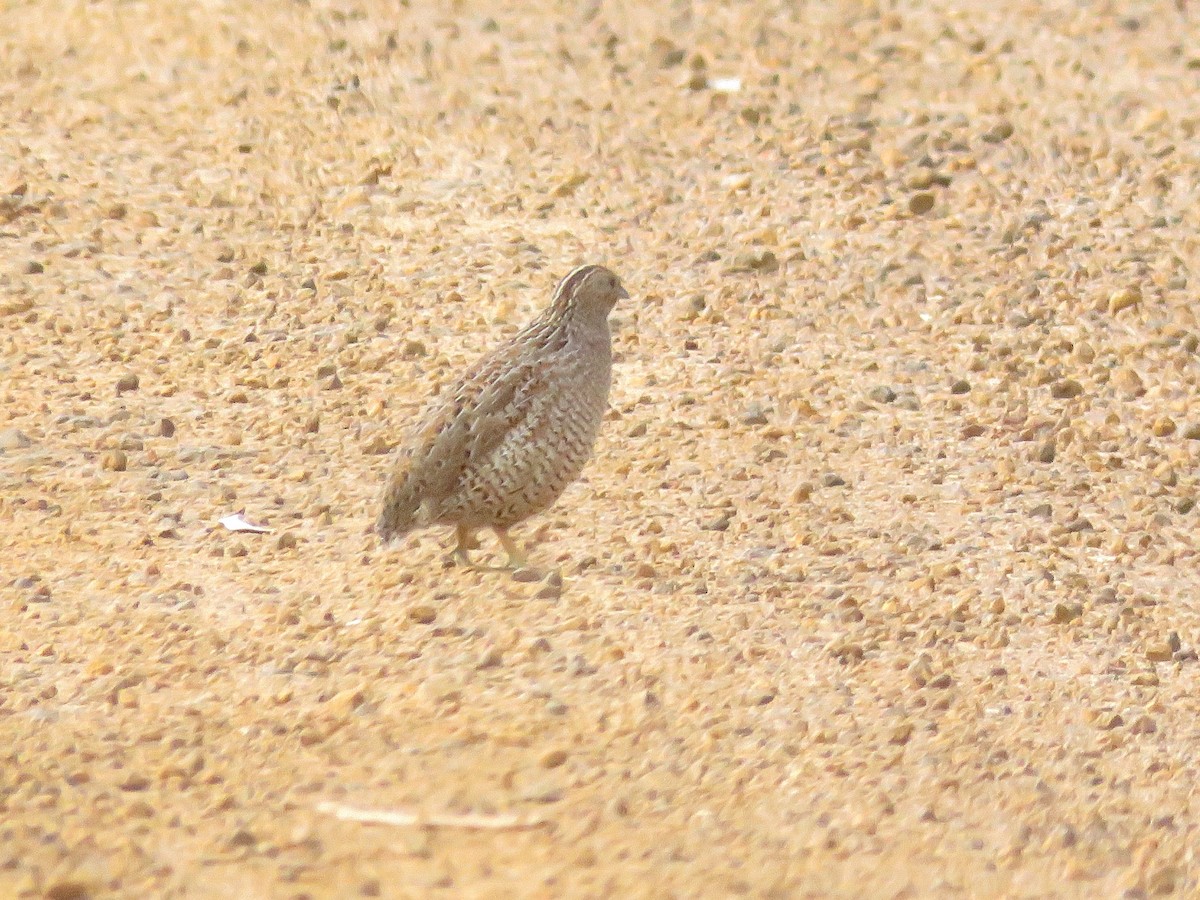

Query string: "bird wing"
[[398, 349, 550, 509]]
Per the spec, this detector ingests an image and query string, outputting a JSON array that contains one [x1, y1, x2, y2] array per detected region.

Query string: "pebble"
[[552, 172, 589, 197], [521, 779, 564, 803], [1094, 712, 1124, 730], [477, 647, 503, 669], [120, 773, 151, 791], [534, 574, 563, 600], [1113, 368, 1145, 398], [227, 827, 257, 849], [1108, 287, 1142, 315], [728, 249, 778, 273], [1050, 379, 1083, 399], [981, 119, 1014, 143], [568, 655, 596, 676], [673, 294, 707, 321], [740, 106, 762, 125], [419, 676, 460, 704], [889, 722, 914, 745], [1146, 867, 1180, 895], [101, 449, 128, 472], [908, 192, 935, 215], [1130, 715, 1157, 735], [1052, 602, 1082, 624], [1146, 633, 1182, 662], [540, 749, 568, 768], [407, 605, 437, 624], [361, 435, 390, 455], [703, 512, 733, 531], [0, 427, 32, 450], [44, 879, 94, 900], [905, 170, 936, 190], [1151, 417, 1175, 437], [325, 687, 368, 717], [116, 373, 140, 395], [649, 37, 685, 68], [741, 403, 769, 426]]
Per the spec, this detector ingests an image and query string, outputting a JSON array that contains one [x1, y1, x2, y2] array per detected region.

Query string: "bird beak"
[[617, 285, 630, 300]]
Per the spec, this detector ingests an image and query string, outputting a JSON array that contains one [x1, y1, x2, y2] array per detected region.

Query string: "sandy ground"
[[3, 0, 1200, 896]]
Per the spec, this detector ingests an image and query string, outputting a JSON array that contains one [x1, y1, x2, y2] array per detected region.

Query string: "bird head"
[[553, 264, 629, 322]]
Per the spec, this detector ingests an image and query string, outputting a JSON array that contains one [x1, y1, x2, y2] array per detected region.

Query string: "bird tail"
[[375, 472, 421, 543]]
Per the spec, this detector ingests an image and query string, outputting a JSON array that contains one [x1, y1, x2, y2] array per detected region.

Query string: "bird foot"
[[445, 525, 482, 568], [444, 527, 555, 579], [494, 528, 535, 572]]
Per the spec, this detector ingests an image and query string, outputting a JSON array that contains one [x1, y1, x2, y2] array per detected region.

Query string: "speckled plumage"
[[376, 264, 629, 568]]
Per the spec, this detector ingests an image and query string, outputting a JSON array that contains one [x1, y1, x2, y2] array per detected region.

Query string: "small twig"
[[316, 801, 548, 830]]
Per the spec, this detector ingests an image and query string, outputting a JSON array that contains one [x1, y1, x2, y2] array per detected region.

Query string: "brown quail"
[[376, 264, 629, 569]]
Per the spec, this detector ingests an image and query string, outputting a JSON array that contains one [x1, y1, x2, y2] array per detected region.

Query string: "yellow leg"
[[494, 528, 529, 570], [452, 524, 477, 567]]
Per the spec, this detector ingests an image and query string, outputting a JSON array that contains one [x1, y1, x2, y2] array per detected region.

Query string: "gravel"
[[2, 1, 1200, 897]]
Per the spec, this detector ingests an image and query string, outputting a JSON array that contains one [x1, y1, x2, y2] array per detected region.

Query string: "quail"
[[376, 264, 629, 569]]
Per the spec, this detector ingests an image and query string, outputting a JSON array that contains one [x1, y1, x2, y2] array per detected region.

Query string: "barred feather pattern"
[[376, 265, 625, 542]]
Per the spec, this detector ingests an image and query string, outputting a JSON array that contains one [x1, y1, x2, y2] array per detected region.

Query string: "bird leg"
[[451, 525, 479, 567], [493, 528, 530, 570]]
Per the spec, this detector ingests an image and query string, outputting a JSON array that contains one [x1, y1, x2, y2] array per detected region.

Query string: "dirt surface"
[[3, 1, 1200, 897]]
